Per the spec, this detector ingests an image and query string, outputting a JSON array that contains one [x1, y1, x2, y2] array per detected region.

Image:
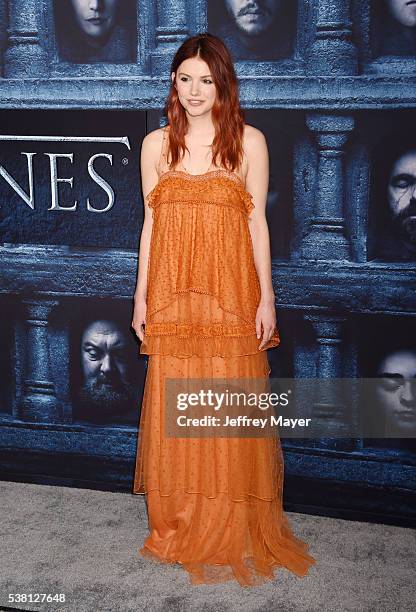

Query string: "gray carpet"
[[0, 480, 414, 612]]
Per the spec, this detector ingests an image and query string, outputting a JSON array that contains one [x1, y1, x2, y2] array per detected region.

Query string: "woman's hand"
[[256, 296, 277, 351], [131, 296, 147, 342]]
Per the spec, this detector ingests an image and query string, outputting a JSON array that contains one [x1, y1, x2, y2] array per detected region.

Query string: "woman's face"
[[386, 0, 416, 28], [171, 57, 217, 119], [375, 350, 416, 435], [69, 0, 119, 41]]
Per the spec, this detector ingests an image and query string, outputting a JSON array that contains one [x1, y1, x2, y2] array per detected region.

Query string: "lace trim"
[[145, 170, 255, 215], [161, 168, 246, 187], [144, 322, 256, 338], [147, 199, 250, 213], [139, 332, 281, 357]]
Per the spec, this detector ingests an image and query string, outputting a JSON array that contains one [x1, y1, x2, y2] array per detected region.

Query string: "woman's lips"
[[87, 18, 107, 25], [188, 100, 204, 106]]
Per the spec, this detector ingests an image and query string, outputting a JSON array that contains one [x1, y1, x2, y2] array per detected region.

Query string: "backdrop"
[[0, 0, 415, 524]]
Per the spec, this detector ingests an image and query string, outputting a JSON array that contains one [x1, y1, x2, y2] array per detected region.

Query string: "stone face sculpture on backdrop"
[[386, 0, 416, 27], [54, 0, 137, 64], [74, 315, 142, 424], [208, 0, 296, 60], [374, 348, 416, 439], [371, 133, 416, 261], [358, 316, 416, 453], [375, 0, 416, 56], [387, 147, 416, 256]]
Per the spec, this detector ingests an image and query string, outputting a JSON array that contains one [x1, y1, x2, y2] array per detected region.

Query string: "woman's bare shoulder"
[[141, 127, 167, 170], [242, 124, 268, 169], [242, 123, 267, 146], [142, 126, 166, 149]]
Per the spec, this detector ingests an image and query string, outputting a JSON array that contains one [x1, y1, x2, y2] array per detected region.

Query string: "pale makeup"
[[386, 0, 416, 27], [224, 0, 282, 35], [375, 351, 416, 434], [69, 0, 119, 41]]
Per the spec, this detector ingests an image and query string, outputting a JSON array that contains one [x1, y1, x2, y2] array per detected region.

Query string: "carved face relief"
[[386, 0, 416, 28], [224, 0, 283, 35], [388, 149, 416, 245], [69, 0, 119, 44], [375, 350, 416, 435], [81, 319, 128, 388]]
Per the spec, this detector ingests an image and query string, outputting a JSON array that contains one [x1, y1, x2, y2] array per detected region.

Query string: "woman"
[[131, 33, 316, 586]]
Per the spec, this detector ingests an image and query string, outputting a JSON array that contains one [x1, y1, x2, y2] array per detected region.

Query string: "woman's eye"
[[179, 77, 212, 84], [378, 378, 403, 391]]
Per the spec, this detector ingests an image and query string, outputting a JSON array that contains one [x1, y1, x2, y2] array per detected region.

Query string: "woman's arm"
[[243, 125, 277, 350], [131, 129, 161, 342]]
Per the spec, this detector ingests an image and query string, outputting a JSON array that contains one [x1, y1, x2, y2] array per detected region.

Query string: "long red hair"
[[164, 33, 245, 173]]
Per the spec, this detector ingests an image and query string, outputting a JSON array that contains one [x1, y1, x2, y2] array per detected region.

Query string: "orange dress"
[[133, 125, 316, 586]]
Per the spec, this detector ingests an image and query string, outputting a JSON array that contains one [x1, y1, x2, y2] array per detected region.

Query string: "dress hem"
[[138, 545, 314, 587]]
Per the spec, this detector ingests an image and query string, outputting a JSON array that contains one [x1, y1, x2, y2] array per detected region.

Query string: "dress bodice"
[[145, 168, 255, 217]]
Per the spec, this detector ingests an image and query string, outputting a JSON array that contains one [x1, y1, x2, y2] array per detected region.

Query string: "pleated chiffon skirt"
[[133, 350, 316, 587]]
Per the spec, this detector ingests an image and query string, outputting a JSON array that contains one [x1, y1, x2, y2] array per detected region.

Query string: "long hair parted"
[[164, 33, 245, 173]]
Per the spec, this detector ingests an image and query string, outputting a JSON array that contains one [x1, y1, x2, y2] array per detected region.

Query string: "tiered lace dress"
[[133, 125, 316, 586]]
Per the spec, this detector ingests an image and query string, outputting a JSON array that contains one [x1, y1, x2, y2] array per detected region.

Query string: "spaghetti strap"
[[157, 125, 170, 177]]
